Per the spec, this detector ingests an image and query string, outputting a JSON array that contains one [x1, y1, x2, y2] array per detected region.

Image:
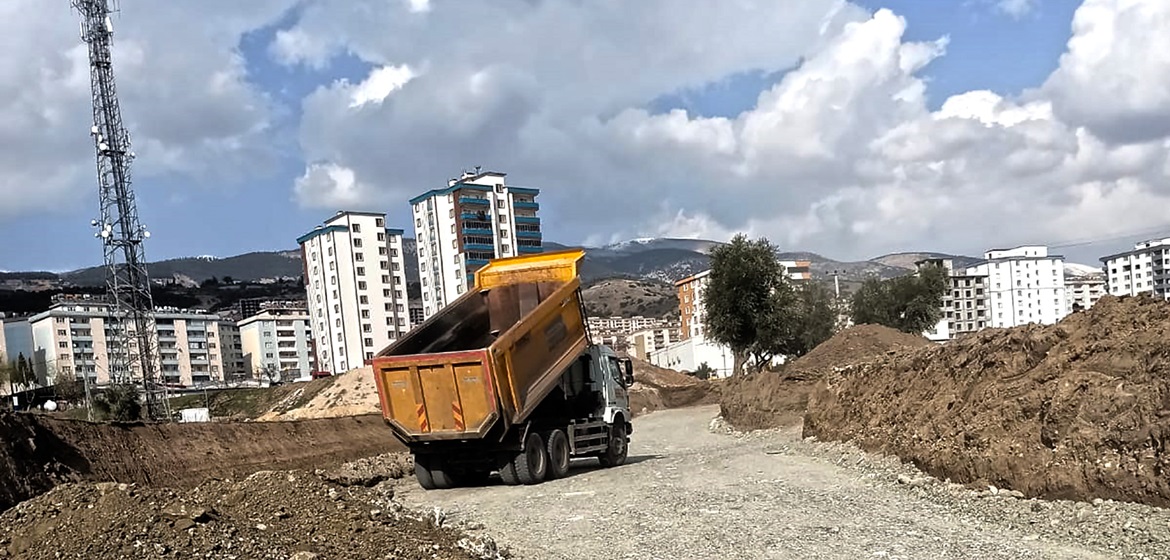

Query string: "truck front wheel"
[[513, 431, 548, 484], [598, 422, 628, 468]]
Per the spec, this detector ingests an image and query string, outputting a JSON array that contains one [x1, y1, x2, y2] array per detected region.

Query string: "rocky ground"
[[0, 453, 505, 560], [399, 405, 1170, 560]]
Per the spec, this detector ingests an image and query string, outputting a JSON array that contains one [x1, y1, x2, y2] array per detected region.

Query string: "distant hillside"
[[61, 251, 305, 286], [869, 252, 984, 273], [581, 278, 679, 319]]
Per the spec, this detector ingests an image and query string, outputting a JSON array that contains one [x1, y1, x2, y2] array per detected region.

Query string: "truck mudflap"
[[371, 349, 500, 442]]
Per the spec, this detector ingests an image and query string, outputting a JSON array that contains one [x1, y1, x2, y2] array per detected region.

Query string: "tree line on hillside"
[[702, 234, 947, 375]]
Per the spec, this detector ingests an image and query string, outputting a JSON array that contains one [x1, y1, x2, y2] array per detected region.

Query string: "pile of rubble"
[[0, 453, 507, 560], [628, 359, 717, 416], [805, 294, 1170, 507], [258, 366, 382, 421]]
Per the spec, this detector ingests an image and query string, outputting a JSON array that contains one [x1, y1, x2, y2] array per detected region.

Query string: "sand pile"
[[720, 324, 931, 430], [258, 366, 382, 421], [804, 294, 1170, 507]]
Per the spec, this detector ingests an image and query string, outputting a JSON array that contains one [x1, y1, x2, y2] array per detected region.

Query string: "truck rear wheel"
[[545, 429, 571, 480], [598, 422, 628, 468], [513, 431, 548, 484], [414, 457, 438, 490], [414, 454, 457, 489]]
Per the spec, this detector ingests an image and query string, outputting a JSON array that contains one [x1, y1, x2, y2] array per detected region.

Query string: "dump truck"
[[370, 248, 634, 489]]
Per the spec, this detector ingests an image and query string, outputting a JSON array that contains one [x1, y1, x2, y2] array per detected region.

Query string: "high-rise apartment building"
[[238, 303, 313, 381], [916, 258, 990, 341], [1066, 273, 1107, 312], [965, 245, 1067, 328], [1101, 238, 1170, 299], [676, 270, 711, 341], [299, 211, 411, 374], [217, 320, 247, 382], [410, 168, 542, 320], [28, 295, 227, 386]]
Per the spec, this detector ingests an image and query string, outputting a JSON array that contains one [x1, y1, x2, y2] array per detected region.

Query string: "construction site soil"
[[0, 411, 403, 514], [0, 454, 504, 560], [628, 359, 719, 416], [721, 324, 931, 430], [805, 294, 1170, 508]]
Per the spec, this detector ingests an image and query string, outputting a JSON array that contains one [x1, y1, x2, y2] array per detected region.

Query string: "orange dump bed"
[[371, 249, 589, 443]]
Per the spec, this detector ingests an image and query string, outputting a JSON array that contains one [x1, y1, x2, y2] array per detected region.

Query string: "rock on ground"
[[805, 294, 1170, 508], [397, 405, 1170, 560]]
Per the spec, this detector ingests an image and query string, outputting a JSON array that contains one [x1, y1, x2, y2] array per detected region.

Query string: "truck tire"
[[544, 429, 571, 480], [512, 431, 548, 484], [498, 460, 520, 486], [414, 457, 438, 490], [598, 422, 628, 468]]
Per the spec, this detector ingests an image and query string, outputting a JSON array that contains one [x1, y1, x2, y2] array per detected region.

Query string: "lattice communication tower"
[[73, 0, 169, 420]]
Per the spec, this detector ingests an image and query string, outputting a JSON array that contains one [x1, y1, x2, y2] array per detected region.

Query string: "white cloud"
[[347, 65, 417, 108], [996, 0, 1039, 18], [293, 163, 384, 208], [0, 0, 293, 220], [277, 0, 1170, 259]]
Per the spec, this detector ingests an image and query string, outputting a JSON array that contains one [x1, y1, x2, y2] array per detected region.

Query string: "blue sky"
[[0, 0, 1116, 271]]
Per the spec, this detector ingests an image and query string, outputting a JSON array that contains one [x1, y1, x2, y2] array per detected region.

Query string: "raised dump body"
[[372, 249, 590, 443], [370, 249, 634, 489]]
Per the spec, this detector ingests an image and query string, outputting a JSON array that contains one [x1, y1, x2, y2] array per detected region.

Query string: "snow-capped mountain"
[[1064, 263, 1104, 277]]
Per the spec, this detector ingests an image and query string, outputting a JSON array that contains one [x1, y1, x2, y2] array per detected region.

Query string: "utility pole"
[[73, 0, 170, 421]]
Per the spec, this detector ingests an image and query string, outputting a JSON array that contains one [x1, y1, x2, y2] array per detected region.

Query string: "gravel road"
[[399, 405, 1170, 560]]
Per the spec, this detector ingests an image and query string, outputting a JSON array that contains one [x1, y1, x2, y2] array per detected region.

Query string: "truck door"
[[601, 355, 630, 419]]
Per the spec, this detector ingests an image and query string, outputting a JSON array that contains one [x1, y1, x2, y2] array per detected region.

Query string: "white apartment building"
[[299, 211, 412, 374], [964, 245, 1067, 328], [1101, 238, 1170, 299], [626, 327, 677, 361], [587, 315, 676, 336], [238, 304, 313, 381], [916, 258, 990, 341], [411, 168, 542, 320], [1066, 273, 1107, 312], [217, 320, 247, 382], [28, 295, 228, 386]]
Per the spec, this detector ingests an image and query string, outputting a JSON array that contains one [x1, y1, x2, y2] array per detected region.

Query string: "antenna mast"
[[73, 0, 169, 421]]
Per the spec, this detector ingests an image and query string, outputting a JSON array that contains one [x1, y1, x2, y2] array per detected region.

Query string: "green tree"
[[702, 234, 797, 375], [789, 280, 839, 357], [93, 383, 142, 421], [0, 353, 13, 392], [11, 353, 35, 390], [850, 262, 948, 334], [691, 362, 714, 380]]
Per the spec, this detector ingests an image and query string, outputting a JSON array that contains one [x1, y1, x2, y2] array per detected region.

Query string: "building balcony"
[[513, 201, 539, 210], [464, 243, 495, 251], [462, 227, 493, 236], [467, 258, 490, 267], [516, 230, 542, 239], [460, 212, 489, 221], [70, 332, 93, 340], [514, 216, 540, 224], [459, 196, 490, 206], [518, 245, 543, 254]]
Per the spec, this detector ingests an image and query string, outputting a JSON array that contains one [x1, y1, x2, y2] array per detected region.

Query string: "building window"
[[363, 324, 372, 333], [364, 338, 373, 347], [354, 238, 363, 248], [380, 260, 389, 270], [357, 267, 365, 276], [358, 281, 367, 290], [375, 217, 385, 227], [361, 310, 370, 319], [500, 229, 508, 238], [378, 246, 387, 255], [351, 223, 361, 233], [359, 296, 369, 304], [355, 252, 364, 262]]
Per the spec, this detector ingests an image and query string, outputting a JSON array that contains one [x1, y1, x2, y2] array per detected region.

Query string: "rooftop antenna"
[[73, 0, 170, 421]]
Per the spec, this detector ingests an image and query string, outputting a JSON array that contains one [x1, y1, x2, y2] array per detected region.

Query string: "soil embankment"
[[804, 294, 1170, 507], [720, 325, 931, 430], [0, 411, 402, 513], [628, 359, 718, 416]]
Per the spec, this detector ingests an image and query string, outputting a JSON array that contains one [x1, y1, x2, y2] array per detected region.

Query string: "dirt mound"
[[0, 460, 504, 560], [787, 323, 932, 379], [719, 324, 931, 430], [167, 376, 337, 420], [805, 294, 1170, 507], [0, 411, 403, 513], [628, 359, 718, 416], [258, 366, 381, 421]]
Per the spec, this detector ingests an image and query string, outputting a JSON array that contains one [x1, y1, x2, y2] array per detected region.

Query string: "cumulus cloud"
[[0, 0, 293, 220], [275, 0, 1170, 259], [995, 0, 1040, 18]]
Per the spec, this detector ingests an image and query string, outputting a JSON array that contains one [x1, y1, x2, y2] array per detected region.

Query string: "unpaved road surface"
[[400, 405, 1170, 560]]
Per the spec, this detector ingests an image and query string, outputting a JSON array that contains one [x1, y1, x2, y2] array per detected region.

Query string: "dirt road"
[[399, 405, 1170, 560]]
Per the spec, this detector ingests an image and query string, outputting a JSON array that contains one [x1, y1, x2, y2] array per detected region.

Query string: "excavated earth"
[[805, 294, 1170, 508], [0, 411, 403, 514], [721, 324, 931, 430], [0, 453, 505, 560], [628, 358, 718, 417]]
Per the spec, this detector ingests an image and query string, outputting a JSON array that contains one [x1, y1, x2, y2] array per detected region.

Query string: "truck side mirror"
[[621, 358, 634, 386]]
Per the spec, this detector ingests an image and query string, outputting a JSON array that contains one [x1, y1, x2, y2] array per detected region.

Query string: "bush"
[[93, 383, 142, 421]]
